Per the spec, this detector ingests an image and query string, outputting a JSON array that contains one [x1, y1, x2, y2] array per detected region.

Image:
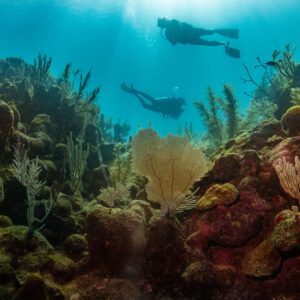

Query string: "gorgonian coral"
[[132, 128, 207, 215]]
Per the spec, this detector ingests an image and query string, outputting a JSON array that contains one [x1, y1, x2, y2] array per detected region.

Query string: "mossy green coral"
[[281, 105, 300, 136], [64, 233, 87, 256], [0, 215, 13, 227], [0, 177, 4, 203], [271, 209, 300, 251]]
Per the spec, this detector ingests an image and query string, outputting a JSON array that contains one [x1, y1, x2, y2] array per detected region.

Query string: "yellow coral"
[[132, 128, 207, 215]]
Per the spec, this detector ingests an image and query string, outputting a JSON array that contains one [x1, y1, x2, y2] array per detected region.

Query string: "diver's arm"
[[165, 29, 178, 45], [164, 20, 181, 45]]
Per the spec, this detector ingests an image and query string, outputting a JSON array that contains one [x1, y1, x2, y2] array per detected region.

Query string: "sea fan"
[[132, 128, 207, 216]]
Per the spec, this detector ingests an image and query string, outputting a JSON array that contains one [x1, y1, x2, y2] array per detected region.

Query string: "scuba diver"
[[157, 17, 240, 59], [121, 83, 186, 119]]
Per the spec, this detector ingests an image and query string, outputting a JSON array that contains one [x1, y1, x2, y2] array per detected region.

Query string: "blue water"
[[0, 0, 300, 137]]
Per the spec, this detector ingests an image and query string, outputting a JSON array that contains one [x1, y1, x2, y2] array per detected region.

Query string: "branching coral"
[[30, 53, 52, 87], [66, 132, 89, 194], [109, 143, 136, 188], [273, 156, 300, 205], [97, 143, 137, 208], [11, 142, 55, 237], [272, 44, 296, 80], [59, 64, 101, 107], [97, 183, 131, 208], [131, 128, 207, 216]]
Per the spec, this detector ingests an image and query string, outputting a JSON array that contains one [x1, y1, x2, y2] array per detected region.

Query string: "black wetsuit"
[[121, 84, 185, 119], [135, 91, 185, 119], [164, 19, 224, 46]]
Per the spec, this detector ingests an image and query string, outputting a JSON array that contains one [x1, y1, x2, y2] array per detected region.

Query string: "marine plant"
[[240, 98, 277, 131], [75, 69, 92, 102], [99, 114, 113, 142], [290, 87, 300, 105], [97, 143, 136, 207], [62, 63, 72, 83], [273, 156, 300, 206], [109, 143, 136, 188], [131, 128, 207, 216], [195, 83, 278, 151], [194, 86, 223, 148], [30, 53, 52, 87], [58, 63, 73, 100], [184, 122, 197, 141], [86, 86, 101, 104], [177, 122, 211, 155], [99, 114, 131, 143], [59, 64, 101, 107], [113, 119, 131, 143], [242, 58, 279, 100], [220, 84, 239, 139], [272, 44, 297, 80], [194, 84, 239, 149], [11, 143, 55, 238], [66, 132, 89, 194], [98, 183, 131, 208], [242, 44, 298, 117]]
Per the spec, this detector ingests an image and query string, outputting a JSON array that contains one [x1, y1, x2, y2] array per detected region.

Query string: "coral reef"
[[1, 52, 300, 300]]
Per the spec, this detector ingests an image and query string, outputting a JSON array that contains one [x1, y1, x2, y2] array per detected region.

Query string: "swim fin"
[[121, 83, 139, 96], [225, 45, 240, 59], [216, 29, 239, 39], [121, 82, 130, 93]]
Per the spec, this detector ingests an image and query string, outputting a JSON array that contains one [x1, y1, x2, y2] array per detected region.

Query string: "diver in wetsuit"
[[157, 17, 240, 58], [121, 83, 186, 119]]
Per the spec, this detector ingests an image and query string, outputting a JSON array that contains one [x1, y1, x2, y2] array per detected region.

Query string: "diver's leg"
[[194, 28, 216, 36], [190, 38, 225, 46], [215, 29, 239, 39], [134, 90, 156, 104], [194, 28, 239, 39], [136, 95, 157, 112]]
